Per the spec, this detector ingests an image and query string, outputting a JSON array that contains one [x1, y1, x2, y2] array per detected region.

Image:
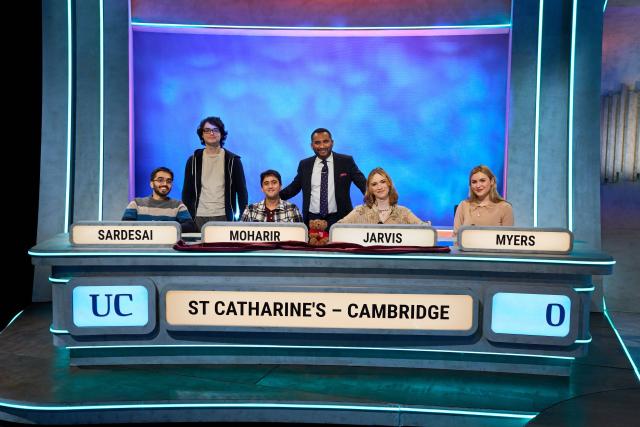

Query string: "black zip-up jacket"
[[181, 148, 248, 221]]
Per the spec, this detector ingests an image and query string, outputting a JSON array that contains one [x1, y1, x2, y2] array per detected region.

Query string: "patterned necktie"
[[320, 159, 328, 216]]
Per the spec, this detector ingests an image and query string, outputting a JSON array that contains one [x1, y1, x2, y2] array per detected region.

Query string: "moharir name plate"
[[458, 226, 573, 253], [70, 221, 180, 245], [202, 222, 307, 243], [329, 224, 437, 247]]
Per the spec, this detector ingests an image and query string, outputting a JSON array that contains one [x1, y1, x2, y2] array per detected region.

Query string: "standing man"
[[280, 128, 366, 228], [241, 170, 303, 222], [182, 116, 248, 231], [123, 166, 197, 232]]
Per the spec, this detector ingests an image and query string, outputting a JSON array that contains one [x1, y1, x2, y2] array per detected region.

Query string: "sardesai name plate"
[[70, 221, 180, 245]]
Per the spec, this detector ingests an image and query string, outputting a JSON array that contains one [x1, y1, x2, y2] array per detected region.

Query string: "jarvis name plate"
[[329, 224, 437, 246]]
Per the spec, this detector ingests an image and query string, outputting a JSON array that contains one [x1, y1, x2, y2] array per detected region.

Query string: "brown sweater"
[[453, 199, 514, 235]]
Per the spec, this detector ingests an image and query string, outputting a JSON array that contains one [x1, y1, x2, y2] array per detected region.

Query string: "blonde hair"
[[364, 167, 399, 207], [467, 165, 506, 203]]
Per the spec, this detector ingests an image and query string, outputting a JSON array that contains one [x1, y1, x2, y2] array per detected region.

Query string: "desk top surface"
[[29, 233, 614, 275]]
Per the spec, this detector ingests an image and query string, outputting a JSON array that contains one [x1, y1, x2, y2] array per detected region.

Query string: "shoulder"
[[353, 204, 370, 213], [164, 197, 182, 208], [332, 152, 353, 162], [495, 200, 513, 210], [247, 200, 264, 209], [223, 149, 242, 159], [132, 197, 149, 206], [301, 156, 316, 165], [281, 200, 298, 208], [394, 205, 413, 213], [457, 200, 471, 210]]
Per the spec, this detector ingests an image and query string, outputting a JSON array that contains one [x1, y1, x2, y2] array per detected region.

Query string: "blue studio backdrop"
[[133, 29, 509, 225]]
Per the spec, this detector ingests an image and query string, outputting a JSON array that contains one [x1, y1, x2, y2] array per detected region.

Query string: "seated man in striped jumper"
[[122, 166, 197, 232]]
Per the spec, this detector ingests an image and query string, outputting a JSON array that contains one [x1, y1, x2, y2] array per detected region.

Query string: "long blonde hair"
[[467, 165, 506, 203], [364, 167, 399, 207]]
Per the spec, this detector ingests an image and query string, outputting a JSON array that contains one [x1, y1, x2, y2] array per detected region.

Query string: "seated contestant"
[[453, 165, 513, 235], [241, 170, 303, 222], [122, 166, 197, 233], [338, 167, 424, 225]]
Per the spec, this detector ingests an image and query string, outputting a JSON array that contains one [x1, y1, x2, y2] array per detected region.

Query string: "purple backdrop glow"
[[133, 29, 509, 225]]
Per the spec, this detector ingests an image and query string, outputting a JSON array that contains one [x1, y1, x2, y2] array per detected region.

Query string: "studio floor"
[[0, 303, 638, 426]]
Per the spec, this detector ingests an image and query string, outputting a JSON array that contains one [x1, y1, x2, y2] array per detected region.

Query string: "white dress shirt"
[[309, 154, 337, 214]]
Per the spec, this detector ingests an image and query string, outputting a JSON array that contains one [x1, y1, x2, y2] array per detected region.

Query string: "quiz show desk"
[[29, 222, 614, 377]]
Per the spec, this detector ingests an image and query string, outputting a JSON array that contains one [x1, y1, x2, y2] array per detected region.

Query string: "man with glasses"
[[122, 166, 197, 232], [182, 116, 248, 231]]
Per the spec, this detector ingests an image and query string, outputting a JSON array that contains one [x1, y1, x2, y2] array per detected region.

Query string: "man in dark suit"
[[280, 128, 367, 228]]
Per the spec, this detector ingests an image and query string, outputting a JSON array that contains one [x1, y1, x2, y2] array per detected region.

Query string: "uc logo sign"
[[73, 286, 149, 327]]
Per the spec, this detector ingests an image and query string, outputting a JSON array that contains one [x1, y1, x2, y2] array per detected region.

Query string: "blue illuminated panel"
[[491, 293, 571, 337], [72, 286, 149, 327]]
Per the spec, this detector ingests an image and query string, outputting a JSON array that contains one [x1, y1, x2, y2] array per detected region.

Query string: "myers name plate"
[[70, 221, 180, 245], [458, 226, 573, 254], [202, 221, 307, 243], [165, 290, 476, 334], [330, 224, 437, 246]]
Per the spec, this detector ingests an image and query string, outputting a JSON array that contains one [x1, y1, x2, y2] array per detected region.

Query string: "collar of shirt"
[[470, 200, 495, 210], [314, 153, 334, 167], [258, 199, 284, 211]]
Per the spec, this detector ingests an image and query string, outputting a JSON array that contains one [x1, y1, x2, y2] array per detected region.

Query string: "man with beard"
[[280, 128, 366, 228], [122, 166, 197, 232]]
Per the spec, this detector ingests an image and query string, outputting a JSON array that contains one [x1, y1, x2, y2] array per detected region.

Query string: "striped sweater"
[[122, 196, 197, 232]]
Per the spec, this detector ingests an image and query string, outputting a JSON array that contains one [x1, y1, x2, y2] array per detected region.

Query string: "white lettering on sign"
[[70, 223, 179, 245], [202, 223, 307, 243], [330, 225, 436, 247], [458, 228, 572, 253], [166, 291, 474, 332]]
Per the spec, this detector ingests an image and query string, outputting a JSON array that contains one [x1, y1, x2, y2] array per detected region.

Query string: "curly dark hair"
[[196, 116, 228, 146]]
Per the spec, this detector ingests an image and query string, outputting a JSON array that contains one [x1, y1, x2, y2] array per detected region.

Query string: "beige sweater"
[[453, 199, 514, 234], [338, 204, 424, 225]]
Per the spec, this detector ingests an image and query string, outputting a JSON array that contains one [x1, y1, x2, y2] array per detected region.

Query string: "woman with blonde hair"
[[338, 167, 425, 224], [453, 165, 513, 235]]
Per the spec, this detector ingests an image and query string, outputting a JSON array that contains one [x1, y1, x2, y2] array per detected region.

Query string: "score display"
[[484, 287, 580, 346]]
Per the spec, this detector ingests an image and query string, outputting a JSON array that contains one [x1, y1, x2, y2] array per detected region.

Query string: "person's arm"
[[280, 163, 303, 200], [337, 207, 361, 224], [176, 203, 197, 233], [232, 158, 248, 220], [403, 208, 424, 225], [291, 205, 304, 223], [502, 202, 514, 226], [240, 205, 252, 222], [349, 157, 367, 194], [452, 201, 465, 236], [182, 156, 196, 218], [121, 201, 138, 221]]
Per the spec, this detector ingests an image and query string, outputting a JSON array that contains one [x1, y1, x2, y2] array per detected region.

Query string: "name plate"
[[70, 221, 180, 245], [165, 290, 475, 334], [458, 227, 573, 253], [329, 224, 437, 246], [202, 221, 307, 243]]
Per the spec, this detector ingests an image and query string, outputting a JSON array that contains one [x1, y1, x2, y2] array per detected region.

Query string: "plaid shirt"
[[241, 199, 304, 223]]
